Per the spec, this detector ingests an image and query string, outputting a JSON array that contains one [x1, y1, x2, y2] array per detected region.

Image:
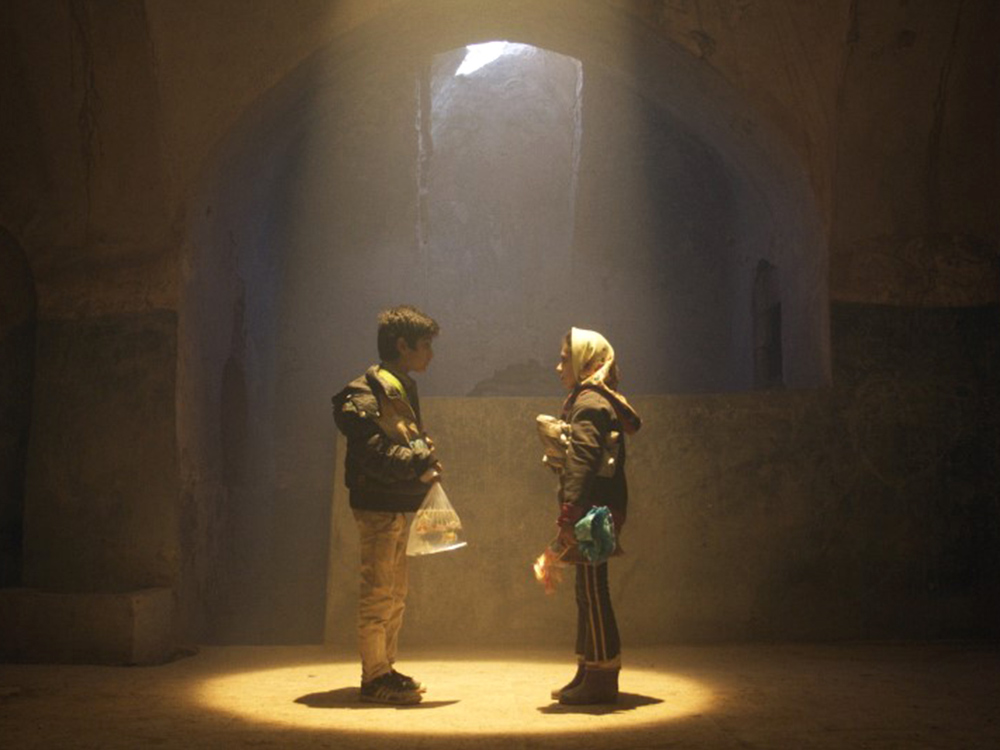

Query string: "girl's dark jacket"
[[332, 365, 436, 512], [558, 386, 633, 535]]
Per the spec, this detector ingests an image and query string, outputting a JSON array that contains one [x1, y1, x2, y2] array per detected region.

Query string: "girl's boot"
[[558, 666, 619, 705], [550, 660, 586, 700]]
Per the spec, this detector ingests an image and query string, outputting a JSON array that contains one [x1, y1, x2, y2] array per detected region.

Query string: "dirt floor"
[[2, 642, 999, 749]]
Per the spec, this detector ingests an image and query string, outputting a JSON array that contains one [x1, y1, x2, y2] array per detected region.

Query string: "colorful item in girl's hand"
[[573, 505, 616, 564]]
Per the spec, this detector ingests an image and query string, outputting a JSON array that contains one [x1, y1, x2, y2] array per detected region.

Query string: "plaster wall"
[[325, 303, 999, 647], [0, 0, 173, 299], [0, 1, 997, 652], [3, 2, 997, 310], [830, 1, 1000, 304], [0, 229, 35, 588], [180, 2, 827, 642], [21, 311, 178, 594]]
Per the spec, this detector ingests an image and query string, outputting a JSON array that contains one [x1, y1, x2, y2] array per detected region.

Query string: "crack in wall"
[[68, 0, 101, 242], [415, 65, 433, 266], [926, 0, 966, 235]]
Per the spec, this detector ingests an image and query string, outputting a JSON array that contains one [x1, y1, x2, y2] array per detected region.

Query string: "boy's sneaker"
[[359, 672, 422, 705], [391, 669, 426, 693]]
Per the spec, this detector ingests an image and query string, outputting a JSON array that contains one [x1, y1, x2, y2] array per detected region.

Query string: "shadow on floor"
[[537, 692, 663, 716], [295, 687, 460, 710]]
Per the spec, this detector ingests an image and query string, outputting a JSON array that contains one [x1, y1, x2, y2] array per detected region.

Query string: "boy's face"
[[395, 336, 434, 374]]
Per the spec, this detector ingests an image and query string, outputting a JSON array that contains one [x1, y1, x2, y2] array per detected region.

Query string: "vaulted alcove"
[[179, 1, 826, 642]]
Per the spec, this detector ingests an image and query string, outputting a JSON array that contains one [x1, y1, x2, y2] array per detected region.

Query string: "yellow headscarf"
[[570, 327, 616, 387], [567, 327, 642, 434]]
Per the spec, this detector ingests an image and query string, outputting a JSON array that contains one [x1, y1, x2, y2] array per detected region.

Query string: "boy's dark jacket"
[[332, 365, 435, 512]]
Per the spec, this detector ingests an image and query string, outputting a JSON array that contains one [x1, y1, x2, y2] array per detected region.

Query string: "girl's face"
[[556, 340, 576, 391]]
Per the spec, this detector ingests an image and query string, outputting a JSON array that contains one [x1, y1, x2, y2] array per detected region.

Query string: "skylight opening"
[[455, 41, 507, 76], [455, 41, 534, 77]]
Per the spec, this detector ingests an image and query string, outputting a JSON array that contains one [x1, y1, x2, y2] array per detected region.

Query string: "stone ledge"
[[0, 587, 175, 665]]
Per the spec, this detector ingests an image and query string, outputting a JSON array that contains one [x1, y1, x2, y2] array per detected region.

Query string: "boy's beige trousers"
[[353, 510, 410, 684]]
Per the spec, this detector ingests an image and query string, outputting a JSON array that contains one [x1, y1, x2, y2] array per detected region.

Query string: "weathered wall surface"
[[0, 1, 174, 312], [4, 2, 997, 309], [326, 303, 1000, 646], [618, 0, 848, 232], [21, 311, 179, 593], [830, 1, 1000, 305], [0, 0, 997, 650], [616, 0, 1000, 306], [181, 0, 831, 642], [0, 229, 35, 588], [0, 3, 182, 629]]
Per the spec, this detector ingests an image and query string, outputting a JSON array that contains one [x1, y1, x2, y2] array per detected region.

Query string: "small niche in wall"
[[753, 259, 783, 389], [0, 227, 36, 588]]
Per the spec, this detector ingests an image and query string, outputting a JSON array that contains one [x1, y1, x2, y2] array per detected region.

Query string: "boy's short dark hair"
[[377, 305, 440, 361]]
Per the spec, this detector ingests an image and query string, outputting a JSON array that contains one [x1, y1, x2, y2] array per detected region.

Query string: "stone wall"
[[0, 229, 35, 588], [323, 303, 1000, 647], [21, 311, 179, 594], [0, 1, 997, 653]]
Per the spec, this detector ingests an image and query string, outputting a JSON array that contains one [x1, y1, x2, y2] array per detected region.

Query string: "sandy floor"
[[2, 642, 998, 749]]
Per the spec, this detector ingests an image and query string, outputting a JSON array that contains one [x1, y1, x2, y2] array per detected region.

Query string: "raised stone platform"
[[0, 587, 174, 665]]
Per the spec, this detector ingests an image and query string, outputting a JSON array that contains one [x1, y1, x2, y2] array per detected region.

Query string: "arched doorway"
[[179, 0, 827, 642]]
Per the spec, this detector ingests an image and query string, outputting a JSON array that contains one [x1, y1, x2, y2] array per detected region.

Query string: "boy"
[[332, 305, 441, 704]]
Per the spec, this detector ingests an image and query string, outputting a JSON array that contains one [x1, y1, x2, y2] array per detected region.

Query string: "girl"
[[552, 327, 642, 705]]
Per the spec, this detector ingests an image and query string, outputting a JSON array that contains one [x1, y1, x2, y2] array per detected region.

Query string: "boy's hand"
[[419, 461, 443, 484]]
